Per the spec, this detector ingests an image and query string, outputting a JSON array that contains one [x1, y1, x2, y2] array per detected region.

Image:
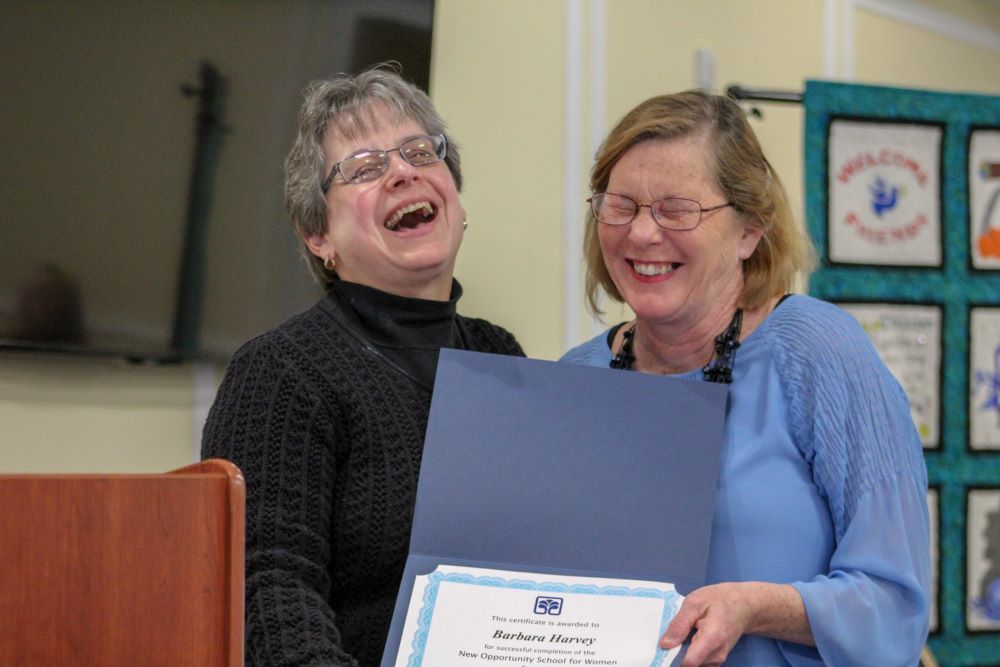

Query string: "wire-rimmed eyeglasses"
[[321, 134, 447, 192], [588, 192, 732, 231]]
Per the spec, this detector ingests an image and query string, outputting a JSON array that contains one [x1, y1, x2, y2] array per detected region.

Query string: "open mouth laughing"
[[384, 200, 438, 231]]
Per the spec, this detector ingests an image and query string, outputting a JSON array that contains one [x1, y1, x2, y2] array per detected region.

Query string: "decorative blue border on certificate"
[[403, 570, 681, 667]]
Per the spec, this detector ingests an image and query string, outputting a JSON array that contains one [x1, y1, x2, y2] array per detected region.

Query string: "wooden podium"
[[0, 459, 245, 666]]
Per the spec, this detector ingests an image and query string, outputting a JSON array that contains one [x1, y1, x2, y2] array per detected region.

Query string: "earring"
[[324, 255, 336, 270], [463, 220, 468, 230]]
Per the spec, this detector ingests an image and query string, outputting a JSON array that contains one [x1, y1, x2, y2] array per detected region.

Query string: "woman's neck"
[[631, 309, 732, 376], [628, 296, 779, 376]]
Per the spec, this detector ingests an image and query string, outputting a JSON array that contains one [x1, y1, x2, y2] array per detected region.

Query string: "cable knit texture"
[[202, 283, 523, 667]]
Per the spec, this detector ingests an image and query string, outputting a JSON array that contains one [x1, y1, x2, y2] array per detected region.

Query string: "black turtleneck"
[[328, 279, 466, 392], [202, 279, 523, 667]]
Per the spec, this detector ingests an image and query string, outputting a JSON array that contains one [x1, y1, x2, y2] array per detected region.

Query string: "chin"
[[623, 295, 681, 323], [396, 249, 456, 277]]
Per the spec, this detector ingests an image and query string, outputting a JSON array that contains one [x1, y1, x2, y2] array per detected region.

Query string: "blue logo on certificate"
[[534, 596, 563, 615]]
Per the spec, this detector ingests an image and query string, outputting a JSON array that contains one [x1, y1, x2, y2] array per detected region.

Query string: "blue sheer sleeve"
[[773, 298, 930, 666]]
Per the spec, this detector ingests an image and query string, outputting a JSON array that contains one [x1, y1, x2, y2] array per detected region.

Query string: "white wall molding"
[[854, 0, 1000, 53], [586, 0, 608, 339], [824, 0, 839, 77], [842, 0, 856, 79], [564, 0, 585, 350], [588, 0, 606, 162]]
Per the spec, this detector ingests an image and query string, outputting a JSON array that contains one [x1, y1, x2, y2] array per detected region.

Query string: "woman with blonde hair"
[[563, 90, 929, 665]]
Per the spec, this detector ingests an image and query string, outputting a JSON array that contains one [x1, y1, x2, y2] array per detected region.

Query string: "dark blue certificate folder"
[[381, 349, 728, 666]]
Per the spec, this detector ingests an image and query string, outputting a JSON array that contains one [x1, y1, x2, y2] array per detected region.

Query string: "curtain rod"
[[725, 85, 803, 104]]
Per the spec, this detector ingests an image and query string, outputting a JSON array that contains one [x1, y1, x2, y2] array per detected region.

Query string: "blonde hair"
[[584, 90, 814, 315]]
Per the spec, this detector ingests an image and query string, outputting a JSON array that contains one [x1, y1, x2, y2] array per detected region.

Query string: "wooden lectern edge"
[[171, 457, 245, 481], [172, 458, 247, 667]]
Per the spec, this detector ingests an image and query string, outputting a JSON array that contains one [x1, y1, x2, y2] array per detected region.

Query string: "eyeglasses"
[[588, 192, 732, 231], [321, 134, 447, 192]]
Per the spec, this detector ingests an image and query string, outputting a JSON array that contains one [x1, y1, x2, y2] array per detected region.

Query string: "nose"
[[385, 148, 418, 188], [627, 204, 664, 244]]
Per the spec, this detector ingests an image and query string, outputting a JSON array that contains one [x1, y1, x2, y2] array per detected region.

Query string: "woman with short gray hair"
[[202, 66, 523, 666]]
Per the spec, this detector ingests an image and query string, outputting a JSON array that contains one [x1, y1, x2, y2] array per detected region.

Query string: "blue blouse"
[[561, 295, 930, 666]]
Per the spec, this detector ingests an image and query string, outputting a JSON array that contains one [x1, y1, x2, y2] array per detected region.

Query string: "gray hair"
[[284, 66, 463, 288]]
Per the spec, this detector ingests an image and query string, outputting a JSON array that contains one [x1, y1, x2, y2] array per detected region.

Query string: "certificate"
[[394, 565, 683, 667], [381, 351, 727, 667]]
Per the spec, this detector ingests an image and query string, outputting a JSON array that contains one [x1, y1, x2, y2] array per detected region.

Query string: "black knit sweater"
[[201, 280, 524, 666]]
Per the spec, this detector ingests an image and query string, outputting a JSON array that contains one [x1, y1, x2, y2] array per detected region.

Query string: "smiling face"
[[598, 133, 763, 330], [305, 107, 466, 300]]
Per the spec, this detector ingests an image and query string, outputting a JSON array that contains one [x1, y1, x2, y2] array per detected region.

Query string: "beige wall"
[[434, 0, 568, 359], [855, 10, 1000, 90], [0, 354, 205, 473], [2, 0, 998, 473]]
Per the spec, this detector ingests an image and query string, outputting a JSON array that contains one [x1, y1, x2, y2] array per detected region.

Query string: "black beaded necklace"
[[609, 309, 744, 384]]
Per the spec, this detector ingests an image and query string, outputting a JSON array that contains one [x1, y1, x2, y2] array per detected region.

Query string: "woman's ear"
[[303, 232, 331, 260], [738, 222, 765, 261]]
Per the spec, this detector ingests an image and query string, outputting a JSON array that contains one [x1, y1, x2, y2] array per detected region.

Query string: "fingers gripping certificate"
[[393, 565, 683, 667]]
